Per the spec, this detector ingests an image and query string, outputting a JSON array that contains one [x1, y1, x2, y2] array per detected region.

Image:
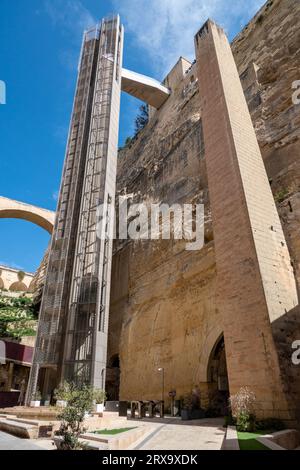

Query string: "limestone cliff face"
[[109, 0, 300, 405], [232, 0, 300, 287], [109, 62, 219, 402]]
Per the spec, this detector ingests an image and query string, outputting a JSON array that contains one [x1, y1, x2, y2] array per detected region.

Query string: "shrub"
[[134, 104, 149, 135], [55, 382, 94, 450], [32, 389, 42, 401], [256, 418, 285, 431], [0, 293, 38, 340], [257, 14, 264, 24], [229, 387, 256, 432], [93, 388, 106, 404], [182, 393, 193, 411], [236, 411, 256, 432], [54, 381, 71, 402], [274, 188, 289, 203], [224, 414, 236, 427], [182, 388, 201, 411]]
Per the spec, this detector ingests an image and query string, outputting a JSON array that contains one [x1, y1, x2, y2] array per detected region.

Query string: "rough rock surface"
[[108, 0, 300, 409]]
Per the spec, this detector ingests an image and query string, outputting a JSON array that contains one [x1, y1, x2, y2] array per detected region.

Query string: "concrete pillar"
[[7, 362, 14, 391], [194, 20, 298, 422]]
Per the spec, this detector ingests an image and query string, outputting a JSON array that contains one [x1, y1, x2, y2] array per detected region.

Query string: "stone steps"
[[0, 418, 39, 439], [6, 417, 40, 426]]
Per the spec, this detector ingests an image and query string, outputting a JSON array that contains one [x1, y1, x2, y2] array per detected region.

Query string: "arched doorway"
[[206, 334, 229, 416], [106, 354, 120, 400]]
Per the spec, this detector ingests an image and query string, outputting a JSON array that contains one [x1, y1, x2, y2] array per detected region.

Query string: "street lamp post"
[[158, 367, 164, 417]]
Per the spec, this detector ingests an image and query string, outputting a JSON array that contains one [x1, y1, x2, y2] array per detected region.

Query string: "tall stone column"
[[194, 20, 298, 421]]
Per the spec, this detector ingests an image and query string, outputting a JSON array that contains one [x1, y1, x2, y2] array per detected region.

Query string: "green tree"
[[134, 104, 149, 135], [55, 382, 94, 450]]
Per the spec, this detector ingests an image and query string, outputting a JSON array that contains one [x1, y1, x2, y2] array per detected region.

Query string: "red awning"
[[3, 340, 33, 364]]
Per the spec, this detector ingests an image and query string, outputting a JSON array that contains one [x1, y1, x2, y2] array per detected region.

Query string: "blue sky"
[[0, 0, 265, 272]]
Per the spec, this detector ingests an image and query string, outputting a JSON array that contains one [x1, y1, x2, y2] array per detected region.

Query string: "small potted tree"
[[54, 381, 70, 408], [30, 389, 42, 408], [181, 389, 205, 420], [181, 393, 193, 420], [93, 389, 106, 414], [54, 383, 94, 450]]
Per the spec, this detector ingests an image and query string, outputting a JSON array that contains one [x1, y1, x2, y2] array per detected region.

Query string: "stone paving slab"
[[0, 431, 49, 450], [0, 418, 226, 451], [136, 418, 225, 450]]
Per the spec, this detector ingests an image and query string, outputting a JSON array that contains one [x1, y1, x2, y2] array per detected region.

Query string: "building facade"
[[108, 0, 300, 424], [26, 0, 300, 425]]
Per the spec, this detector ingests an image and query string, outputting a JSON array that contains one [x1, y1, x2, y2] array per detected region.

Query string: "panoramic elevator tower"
[[26, 16, 124, 401]]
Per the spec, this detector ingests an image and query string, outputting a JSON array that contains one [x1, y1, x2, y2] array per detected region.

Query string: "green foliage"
[[93, 388, 106, 404], [118, 136, 134, 152], [17, 271, 26, 281], [0, 293, 38, 339], [229, 387, 257, 432], [236, 411, 256, 432], [118, 105, 149, 153], [0, 294, 35, 310], [54, 381, 71, 402], [55, 382, 94, 450], [274, 188, 289, 203], [238, 431, 269, 451], [256, 418, 285, 431], [93, 427, 136, 435], [32, 389, 42, 401], [134, 104, 149, 135], [224, 414, 236, 427], [125, 136, 133, 147]]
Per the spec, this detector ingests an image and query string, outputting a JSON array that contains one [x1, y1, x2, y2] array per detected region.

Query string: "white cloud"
[[113, 0, 266, 75], [0, 261, 25, 271], [44, 0, 96, 38], [52, 190, 59, 202], [44, 0, 97, 70]]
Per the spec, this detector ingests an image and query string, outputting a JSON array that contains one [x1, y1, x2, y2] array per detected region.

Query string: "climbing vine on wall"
[[0, 294, 38, 340]]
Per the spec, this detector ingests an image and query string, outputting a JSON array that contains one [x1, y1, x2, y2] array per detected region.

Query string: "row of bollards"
[[130, 400, 164, 419]]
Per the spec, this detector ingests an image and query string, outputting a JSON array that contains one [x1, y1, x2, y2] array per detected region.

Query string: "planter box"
[[95, 403, 104, 414], [56, 400, 67, 408], [181, 409, 205, 420], [30, 400, 41, 408]]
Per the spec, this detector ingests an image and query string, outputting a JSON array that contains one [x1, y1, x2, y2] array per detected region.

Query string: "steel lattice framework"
[[26, 16, 123, 402]]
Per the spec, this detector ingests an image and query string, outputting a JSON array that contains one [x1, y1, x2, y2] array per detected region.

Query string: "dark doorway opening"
[[207, 335, 229, 416], [105, 354, 120, 400]]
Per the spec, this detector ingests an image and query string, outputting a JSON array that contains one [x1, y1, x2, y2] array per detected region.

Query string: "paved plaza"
[[0, 431, 54, 450], [134, 418, 225, 450], [0, 417, 225, 451]]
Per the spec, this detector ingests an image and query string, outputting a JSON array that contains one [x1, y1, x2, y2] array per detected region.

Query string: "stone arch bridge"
[[0, 196, 55, 234]]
